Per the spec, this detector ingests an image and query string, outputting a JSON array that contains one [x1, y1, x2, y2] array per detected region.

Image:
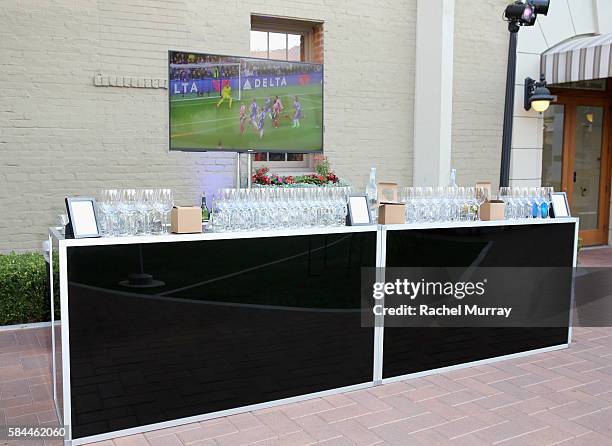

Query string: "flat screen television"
[[168, 51, 323, 153]]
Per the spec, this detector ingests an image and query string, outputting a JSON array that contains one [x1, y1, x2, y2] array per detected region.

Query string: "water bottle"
[[449, 168, 458, 188], [365, 167, 378, 219]]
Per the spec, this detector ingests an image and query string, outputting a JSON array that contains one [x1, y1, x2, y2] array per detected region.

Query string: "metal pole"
[[235, 152, 241, 189], [499, 26, 519, 188]]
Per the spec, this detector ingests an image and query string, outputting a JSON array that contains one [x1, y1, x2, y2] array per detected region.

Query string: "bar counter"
[[49, 218, 578, 445]]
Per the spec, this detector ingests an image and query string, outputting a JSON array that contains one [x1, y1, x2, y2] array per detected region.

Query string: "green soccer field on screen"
[[169, 51, 323, 153]]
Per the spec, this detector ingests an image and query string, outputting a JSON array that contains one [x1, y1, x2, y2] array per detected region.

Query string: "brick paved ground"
[[578, 247, 612, 267], [0, 249, 610, 446]]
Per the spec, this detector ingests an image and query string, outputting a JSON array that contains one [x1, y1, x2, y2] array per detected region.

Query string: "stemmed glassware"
[[97, 188, 174, 236], [399, 185, 492, 223], [496, 186, 554, 219], [98, 189, 119, 236], [475, 187, 487, 220], [210, 187, 351, 232], [97, 184, 556, 236], [118, 189, 137, 236], [135, 189, 155, 234], [155, 188, 175, 234], [542, 186, 553, 218]]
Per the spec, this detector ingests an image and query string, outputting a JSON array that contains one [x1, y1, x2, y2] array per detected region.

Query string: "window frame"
[[250, 15, 322, 171]]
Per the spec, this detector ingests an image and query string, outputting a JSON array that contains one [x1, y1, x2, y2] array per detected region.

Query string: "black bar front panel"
[[67, 232, 376, 439], [382, 223, 575, 380]]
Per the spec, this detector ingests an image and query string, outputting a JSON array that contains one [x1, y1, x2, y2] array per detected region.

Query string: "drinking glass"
[[118, 189, 137, 236], [542, 186, 553, 218], [135, 189, 155, 234], [152, 188, 174, 234], [475, 187, 487, 220], [499, 187, 511, 219], [98, 189, 119, 236], [533, 187, 544, 219]]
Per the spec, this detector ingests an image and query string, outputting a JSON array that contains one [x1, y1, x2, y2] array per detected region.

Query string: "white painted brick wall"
[[0, 0, 417, 252], [451, 0, 508, 191]]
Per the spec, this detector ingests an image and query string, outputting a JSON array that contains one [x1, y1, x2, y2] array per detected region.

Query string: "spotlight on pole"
[[499, 0, 550, 188]]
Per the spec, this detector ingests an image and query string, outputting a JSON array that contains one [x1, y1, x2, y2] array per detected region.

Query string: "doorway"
[[542, 81, 612, 246]]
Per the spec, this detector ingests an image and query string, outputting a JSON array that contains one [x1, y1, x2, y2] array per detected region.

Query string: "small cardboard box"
[[379, 202, 406, 224], [480, 200, 505, 221], [171, 206, 202, 233]]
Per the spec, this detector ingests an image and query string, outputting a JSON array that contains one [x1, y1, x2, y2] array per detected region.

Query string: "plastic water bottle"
[[449, 168, 458, 188], [365, 167, 378, 219]]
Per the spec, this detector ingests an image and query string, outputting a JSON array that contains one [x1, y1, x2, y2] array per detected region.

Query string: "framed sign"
[[550, 192, 571, 218], [347, 195, 372, 226], [65, 197, 101, 238]]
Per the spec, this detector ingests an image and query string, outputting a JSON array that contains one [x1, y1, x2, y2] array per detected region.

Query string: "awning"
[[540, 33, 612, 84]]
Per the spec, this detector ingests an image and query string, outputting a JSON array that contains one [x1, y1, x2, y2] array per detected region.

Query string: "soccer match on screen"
[[169, 51, 323, 152]]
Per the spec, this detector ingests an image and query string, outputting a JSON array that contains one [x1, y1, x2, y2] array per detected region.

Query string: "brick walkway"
[[1, 326, 611, 446], [0, 249, 610, 446]]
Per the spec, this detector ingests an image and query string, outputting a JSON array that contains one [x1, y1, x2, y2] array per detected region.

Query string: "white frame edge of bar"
[[52, 219, 579, 445]]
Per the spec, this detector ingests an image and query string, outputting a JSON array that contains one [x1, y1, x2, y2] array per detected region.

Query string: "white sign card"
[[348, 195, 372, 225], [551, 192, 571, 218]]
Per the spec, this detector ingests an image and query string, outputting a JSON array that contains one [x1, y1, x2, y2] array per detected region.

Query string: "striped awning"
[[540, 33, 612, 84]]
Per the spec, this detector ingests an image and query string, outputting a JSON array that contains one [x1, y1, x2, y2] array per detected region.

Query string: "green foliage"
[[314, 156, 331, 176], [0, 252, 55, 325]]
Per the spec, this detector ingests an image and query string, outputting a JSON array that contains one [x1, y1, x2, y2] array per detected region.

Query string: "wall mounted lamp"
[[524, 75, 556, 112]]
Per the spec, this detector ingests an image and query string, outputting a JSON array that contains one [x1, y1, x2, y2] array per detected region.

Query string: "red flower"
[[327, 173, 339, 183]]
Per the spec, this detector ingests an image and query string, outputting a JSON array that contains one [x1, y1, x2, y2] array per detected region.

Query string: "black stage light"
[[504, 0, 549, 28], [530, 0, 550, 15], [498, 0, 551, 187]]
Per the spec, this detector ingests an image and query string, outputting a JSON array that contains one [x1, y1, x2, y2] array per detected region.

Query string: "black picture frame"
[[347, 195, 373, 226], [550, 192, 571, 218], [65, 197, 102, 239]]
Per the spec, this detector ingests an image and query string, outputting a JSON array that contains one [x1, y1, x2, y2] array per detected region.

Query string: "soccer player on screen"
[[239, 104, 247, 135], [216, 83, 232, 109], [264, 97, 273, 120], [274, 95, 284, 113], [249, 98, 258, 126], [257, 108, 266, 139], [292, 97, 302, 128], [272, 100, 281, 128]]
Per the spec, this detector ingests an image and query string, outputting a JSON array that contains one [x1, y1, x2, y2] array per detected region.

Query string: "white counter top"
[[48, 217, 578, 248], [48, 224, 378, 247], [383, 217, 578, 231]]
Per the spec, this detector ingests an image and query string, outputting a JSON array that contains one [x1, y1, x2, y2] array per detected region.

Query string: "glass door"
[[544, 97, 611, 246]]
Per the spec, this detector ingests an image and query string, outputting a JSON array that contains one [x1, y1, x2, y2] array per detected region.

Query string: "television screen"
[[169, 51, 323, 153]]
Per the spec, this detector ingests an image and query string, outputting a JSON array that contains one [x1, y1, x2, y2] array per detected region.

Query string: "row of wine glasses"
[[98, 188, 174, 236], [210, 187, 352, 232], [399, 187, 488, 223], [498, 187, 553, 219]]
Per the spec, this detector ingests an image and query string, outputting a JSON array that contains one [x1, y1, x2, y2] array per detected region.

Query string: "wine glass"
[[533, 187, 544, 219], [160, 188, 174, 233], [475, 187, 487, 220], [135, 189, 155, 234], [118, 189, 137, 236], [98, 189, 119, 236], [542, 186, 554, 218], [499, 187, 511, 220]]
